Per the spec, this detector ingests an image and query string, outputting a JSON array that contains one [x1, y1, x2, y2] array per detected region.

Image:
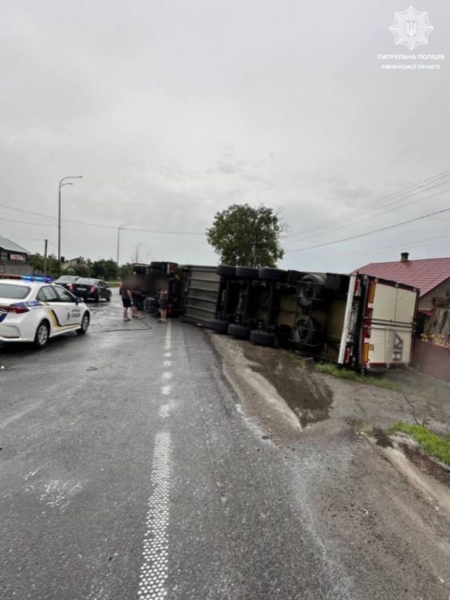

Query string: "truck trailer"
[[180, 265, 419, 371]]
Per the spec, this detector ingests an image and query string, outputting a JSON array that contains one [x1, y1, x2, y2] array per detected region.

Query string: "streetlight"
[[116, 223, 131, 280], [58, 175, 82, 275], [135, 242, 145, 263]]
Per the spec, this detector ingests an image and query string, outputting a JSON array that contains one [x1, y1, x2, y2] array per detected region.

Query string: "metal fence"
[[412, 338, 450, 383]]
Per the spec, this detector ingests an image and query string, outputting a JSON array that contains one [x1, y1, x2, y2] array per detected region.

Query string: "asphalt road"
[[1, 292, 450, 599]]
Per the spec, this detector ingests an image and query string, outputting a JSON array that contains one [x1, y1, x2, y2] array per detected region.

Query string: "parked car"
[[0, 276, 90, 348], [69, 278, 112, 302], [54, 275, 80, 290]]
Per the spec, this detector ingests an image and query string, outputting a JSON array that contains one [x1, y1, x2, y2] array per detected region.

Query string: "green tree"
[[28, 253, 60, 277], [119, 263, 133, 278], [90, 259, 118, 280], [207, 204, 284, 267]]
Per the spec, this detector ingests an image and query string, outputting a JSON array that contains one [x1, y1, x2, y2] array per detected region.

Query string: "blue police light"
[[21, 275, 54, 283]]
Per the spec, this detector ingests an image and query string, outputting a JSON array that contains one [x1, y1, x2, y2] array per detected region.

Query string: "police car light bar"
[[0, 274, 53, 283], [21, 275, 54, 283]]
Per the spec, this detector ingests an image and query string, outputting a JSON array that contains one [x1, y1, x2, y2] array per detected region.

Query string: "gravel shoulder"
[[210, 330, 450, 599]]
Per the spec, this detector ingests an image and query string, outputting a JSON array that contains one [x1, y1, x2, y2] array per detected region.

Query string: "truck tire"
[[259, 268, 286, 282], [227, 324, 250, 339], [292, 316, 319, 347], [236, 266, 259, 280], [208, 319, 229, 333], [249, 330, 275, 347], [298, 274, 325, 308], [217, 265, 237, 278]]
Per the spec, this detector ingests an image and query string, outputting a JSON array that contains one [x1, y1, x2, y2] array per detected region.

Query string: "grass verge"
[[389, 422, 450, 466], [105, 281, 120, 288], [315, 363, 398, 390]]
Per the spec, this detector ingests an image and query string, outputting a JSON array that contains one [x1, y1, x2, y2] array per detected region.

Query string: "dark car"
[[69, 278, 112, 302], [54, 275, 80, 290]]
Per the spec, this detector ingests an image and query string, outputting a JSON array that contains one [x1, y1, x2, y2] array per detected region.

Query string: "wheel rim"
[[38, 325, 48, 345], [82, 315, 89, 331]]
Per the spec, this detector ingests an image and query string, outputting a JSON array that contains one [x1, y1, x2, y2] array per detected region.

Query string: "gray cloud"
[[0, 0, 449, 273]]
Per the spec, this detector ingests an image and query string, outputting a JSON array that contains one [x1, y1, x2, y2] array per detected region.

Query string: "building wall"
[[0, 261, 30, 276], [419, 277, 450, 310]]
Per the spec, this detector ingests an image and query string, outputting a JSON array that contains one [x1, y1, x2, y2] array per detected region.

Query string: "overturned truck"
[[180, 265, 419, 371]]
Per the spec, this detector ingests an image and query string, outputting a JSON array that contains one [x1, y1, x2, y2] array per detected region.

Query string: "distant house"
[[0, 236, 30, 275], [61, 257, 88, 274], [353, 253, 450, 331]]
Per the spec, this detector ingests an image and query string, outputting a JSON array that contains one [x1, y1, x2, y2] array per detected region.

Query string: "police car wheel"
[[77, 313, 90, 335], [34, 321, 50, 349]]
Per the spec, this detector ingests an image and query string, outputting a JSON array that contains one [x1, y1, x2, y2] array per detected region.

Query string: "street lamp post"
[[135, 242, 145, 263], [58, 176, 82, 275], [116, 223, 131, 280]]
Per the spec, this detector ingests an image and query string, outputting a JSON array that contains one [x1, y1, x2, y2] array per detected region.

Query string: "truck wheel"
[[292, 316, 319, 347], [236, 266, 259, 280], [217, 265, 237, 278], [298, 274, 325, 308], [249, 330, 275, 347], [208, 319, 229, 333], [227, 324, 250, 339], [259, 268, 286, 282]]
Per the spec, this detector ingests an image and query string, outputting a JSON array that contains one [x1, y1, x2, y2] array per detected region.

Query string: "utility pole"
[[43, 239, 48, 277]]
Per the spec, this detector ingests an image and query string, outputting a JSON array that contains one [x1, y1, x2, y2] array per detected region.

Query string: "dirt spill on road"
[[240, 344, 333, 428]]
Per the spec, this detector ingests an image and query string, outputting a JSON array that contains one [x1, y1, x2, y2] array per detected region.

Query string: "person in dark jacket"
[[121, 278, 133, 321]]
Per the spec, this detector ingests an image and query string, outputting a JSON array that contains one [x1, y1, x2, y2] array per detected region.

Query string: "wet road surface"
[[1, 292, 450, 599]]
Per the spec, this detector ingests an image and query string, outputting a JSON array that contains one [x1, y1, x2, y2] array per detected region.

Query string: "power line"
[[285, 168, 450, 241], [287, 232, 450, 262], [0, 202, 205, 235], [285, 182, 450, 246], [286, 206, 450, 253], [0, 216, 55, 227]]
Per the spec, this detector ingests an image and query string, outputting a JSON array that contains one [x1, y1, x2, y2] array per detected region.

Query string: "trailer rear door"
[[363, 279, 418, 369]]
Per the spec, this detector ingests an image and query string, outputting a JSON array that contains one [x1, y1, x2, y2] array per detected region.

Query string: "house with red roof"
[[353, 253, 450, 316]]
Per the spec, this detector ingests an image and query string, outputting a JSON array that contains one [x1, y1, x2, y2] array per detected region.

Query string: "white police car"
[[0, 276, 90, 348]]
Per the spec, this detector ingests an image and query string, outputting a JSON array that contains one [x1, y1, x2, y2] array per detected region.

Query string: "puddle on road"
[[240, 344, 333, 429]]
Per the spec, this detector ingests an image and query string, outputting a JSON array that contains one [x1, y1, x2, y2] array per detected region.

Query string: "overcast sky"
[[1, 0, 449, 273]]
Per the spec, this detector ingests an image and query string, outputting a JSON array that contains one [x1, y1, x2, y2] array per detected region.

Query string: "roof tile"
[[353, 258, 450, 297]]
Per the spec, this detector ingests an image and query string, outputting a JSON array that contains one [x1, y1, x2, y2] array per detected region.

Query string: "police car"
[[0, 276, 90, 348]]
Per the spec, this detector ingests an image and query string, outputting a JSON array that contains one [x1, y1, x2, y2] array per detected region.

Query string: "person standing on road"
[[131, 279, 140, 319], [121, 277, 133, 321], [159, 289, 168, 323]]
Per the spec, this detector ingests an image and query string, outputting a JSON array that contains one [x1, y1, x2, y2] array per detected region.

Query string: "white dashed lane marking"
[[164, 321, 171, 351], [158, 405, 170, 419], [138, 432, 171, 600]]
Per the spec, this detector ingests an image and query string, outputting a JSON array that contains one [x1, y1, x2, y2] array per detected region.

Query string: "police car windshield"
[[0, 284, 31, 299]]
